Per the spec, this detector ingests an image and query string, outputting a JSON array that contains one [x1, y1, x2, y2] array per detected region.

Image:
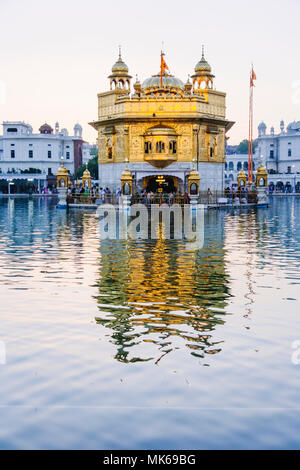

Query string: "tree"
[[76, 156, 98, 180], [236, 139, 258, 154]]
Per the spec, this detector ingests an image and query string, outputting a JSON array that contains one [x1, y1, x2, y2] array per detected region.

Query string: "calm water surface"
[[0, 196, 300, 449]]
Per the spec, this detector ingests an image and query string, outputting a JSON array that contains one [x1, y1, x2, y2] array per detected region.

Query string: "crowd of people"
[[67, 184, 115, 203], [131, 190, 191, 205]]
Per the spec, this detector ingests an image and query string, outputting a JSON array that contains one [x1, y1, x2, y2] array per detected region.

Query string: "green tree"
[[76, 156, 98, 179], [236, 139, 258, 154]]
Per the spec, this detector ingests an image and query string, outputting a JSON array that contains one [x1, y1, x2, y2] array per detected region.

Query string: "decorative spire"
[[202, 44, 205, 59], [118, 45, 122, 60]]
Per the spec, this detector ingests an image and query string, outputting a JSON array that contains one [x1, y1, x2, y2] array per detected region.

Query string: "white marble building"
[[0, 121, 84, 187], [82, 142, 97, 165], [255, 120, 300, 174], [225, 120, 300, 191], [225, 153, 259, 185]]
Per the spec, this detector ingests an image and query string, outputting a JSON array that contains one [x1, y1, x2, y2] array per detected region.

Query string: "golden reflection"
[[95, 212, 230, 364]]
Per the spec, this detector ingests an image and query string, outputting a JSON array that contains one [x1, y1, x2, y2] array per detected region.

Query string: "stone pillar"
[[237, 169, 247, 188], [56, 158, 69, 209], [120, 162, 133, 210], [188, 164, 200, 208], [255, 161, 268, 206], [82, 165, 92, 189], [57, 187, 68, 208]]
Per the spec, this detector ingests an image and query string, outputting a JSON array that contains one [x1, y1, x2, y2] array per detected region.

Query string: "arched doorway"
[[145, 175, 176, 193]]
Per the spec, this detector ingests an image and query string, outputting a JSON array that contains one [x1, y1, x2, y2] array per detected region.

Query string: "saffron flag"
[[161, 53, 169, 75], [250, 68, 256, 87]]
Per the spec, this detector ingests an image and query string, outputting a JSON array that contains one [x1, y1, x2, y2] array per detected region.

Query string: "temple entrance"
[[145, 175, 176, 193]]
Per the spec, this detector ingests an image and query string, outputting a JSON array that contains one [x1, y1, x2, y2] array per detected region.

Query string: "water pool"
[[0, 196, 299, 449]]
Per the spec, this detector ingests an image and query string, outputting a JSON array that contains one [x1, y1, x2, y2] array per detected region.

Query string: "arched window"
[[229, 161, 234, 170], [156, 141, 165, 153], [145, 142, 152, 154], [243, 162, 248, 170], [225, 162, 228, 170], [237, 162, 242, 171], [123, 182, 131, 195], [229, 174, 234, 180], [190, 183, 198, 195], [169, 141, 177, 154]]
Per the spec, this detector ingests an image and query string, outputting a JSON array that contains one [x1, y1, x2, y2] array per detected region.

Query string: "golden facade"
[[90, 49, 234, 192]]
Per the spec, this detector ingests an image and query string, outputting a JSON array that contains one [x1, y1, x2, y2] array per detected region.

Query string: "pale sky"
[[0, 0, 300, 145]]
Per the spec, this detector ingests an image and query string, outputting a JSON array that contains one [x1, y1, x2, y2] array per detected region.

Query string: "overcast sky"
[[0, 0, 299, 145]]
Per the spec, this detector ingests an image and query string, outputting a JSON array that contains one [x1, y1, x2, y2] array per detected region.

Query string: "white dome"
[[287, 121, 300, 131]]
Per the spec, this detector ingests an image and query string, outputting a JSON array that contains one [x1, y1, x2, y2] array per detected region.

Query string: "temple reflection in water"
[[95, 210, 231, 363], [0, 197, 271, 365]]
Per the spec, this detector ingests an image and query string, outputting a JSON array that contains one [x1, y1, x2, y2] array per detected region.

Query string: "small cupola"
[[191, 46, 215, 93], [108, 47, 132, 92]]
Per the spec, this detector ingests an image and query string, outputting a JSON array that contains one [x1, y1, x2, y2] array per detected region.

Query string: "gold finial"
[[118, 45, 122, 60], [202, 45, 205, 59]]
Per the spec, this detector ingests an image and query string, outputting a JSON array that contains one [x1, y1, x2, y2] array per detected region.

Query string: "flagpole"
[[248, 72, 251, 184], [248, 66, 255, 184], [160, 51, 163, 88]]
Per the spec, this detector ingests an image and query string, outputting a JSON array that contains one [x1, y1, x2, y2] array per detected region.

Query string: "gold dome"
[[111, 48, 129, 74], [188, 163, 200, 179], [122, 167, 132, 178], [257, 162, 267, 173], [57, 161, 68, 176], [83, 166, 91, 178], [238, 169, 247, 178]]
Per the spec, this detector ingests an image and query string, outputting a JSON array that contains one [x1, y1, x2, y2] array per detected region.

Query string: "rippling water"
[[0, 196, 300, 449]]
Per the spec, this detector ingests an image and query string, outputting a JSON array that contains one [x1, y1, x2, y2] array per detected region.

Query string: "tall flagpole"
[[248, 65, 255, 184], [160, 51, 163, 88]]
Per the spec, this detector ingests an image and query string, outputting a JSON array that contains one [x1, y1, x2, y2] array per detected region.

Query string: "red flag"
[[161, 56, 169, 74], [250, 68, 256, 87], [160, 52, 169, 87]]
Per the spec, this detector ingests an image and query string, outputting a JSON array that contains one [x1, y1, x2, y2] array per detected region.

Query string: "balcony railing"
[[67, 190, 258, 207]]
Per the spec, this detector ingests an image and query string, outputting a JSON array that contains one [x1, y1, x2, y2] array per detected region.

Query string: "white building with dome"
[[254, 120, 300, 191], [0, 121, 85, 189]]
